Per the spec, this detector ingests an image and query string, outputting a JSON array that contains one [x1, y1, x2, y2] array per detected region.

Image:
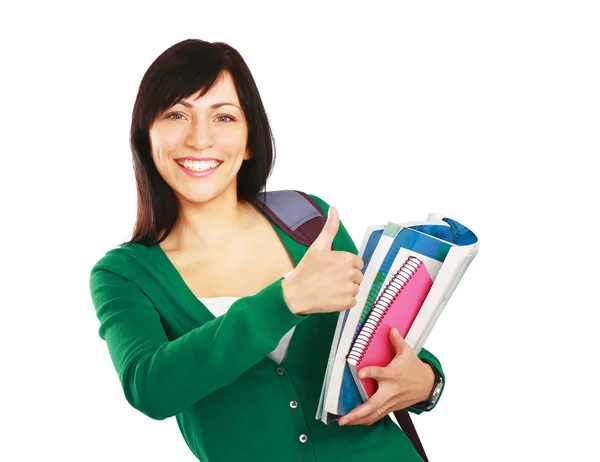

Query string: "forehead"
[[186, 71, 240, 104]]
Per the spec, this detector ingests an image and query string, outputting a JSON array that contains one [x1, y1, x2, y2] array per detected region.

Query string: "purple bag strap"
[[253, 190, 428, 461], [253, 190, 331, 249]]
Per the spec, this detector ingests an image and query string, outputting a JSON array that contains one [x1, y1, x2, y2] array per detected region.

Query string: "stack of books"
[[316, 213, 479, 423]]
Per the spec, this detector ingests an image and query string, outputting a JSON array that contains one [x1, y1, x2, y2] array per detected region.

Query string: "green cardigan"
[[89, 194, 445, 462]]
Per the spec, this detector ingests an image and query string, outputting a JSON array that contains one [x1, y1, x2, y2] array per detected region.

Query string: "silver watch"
[[425, 375, 444, 411]]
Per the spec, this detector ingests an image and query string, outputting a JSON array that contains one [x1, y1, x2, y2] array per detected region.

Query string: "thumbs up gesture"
[[282, 206, 365, 316]]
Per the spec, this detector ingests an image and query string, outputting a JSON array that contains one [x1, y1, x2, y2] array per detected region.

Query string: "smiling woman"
[[89, 38, 443, 462], [149, 74, 249, 202], [127, 39, 275, 246]]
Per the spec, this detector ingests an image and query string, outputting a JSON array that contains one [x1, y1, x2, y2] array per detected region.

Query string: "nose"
[[185, 118, 215, 150]]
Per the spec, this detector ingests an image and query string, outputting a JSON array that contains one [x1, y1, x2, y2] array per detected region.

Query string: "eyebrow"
[[176, 100, 241, 111]]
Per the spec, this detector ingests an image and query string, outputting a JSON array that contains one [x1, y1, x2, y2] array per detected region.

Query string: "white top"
[[198, 269, 295, 364]]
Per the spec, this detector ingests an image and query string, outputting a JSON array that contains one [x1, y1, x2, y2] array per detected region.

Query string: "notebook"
[[346, 255, 434, 401], [317, 214, 479, 424], [322, 224, 449, 418]]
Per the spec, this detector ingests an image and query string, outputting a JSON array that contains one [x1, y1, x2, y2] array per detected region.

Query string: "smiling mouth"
[[176, 159, 223, 172]]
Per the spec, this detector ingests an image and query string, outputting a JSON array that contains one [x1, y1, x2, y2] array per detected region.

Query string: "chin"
[[176, 184, 234, 206]]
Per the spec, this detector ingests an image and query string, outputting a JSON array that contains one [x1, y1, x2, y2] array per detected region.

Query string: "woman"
[[90, 39, 445, 462]]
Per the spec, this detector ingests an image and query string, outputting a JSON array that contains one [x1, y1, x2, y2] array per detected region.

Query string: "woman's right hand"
[[281, 206, 364, 316]]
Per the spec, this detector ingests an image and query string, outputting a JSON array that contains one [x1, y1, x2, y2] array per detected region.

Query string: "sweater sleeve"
[[407, 347, 446, 414], [90, 254, 306, 421]]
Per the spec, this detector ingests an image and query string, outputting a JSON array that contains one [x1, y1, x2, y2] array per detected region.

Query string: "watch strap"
[[412, 359, 443, 411]]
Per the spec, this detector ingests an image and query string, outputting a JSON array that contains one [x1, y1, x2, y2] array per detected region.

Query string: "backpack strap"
[[253, 190, 332, 249], [253, 189, 428, 461], [394, 411, 429, 461]]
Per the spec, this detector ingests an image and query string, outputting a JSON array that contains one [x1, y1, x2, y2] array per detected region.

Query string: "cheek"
[[149, 129, 176, 169], [154, 147, 169, 169], [221, 128, 249, 155]]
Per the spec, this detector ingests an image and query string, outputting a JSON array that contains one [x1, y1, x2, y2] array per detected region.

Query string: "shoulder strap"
[[253, 189, 428, 461], [253, 190, 332, 249], [394, 411, 429, 461]]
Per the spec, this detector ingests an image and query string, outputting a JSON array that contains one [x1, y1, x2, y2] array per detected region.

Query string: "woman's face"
[[149, 71, 251, 205]]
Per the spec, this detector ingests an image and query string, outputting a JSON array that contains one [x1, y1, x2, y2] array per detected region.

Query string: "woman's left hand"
[[338, 327, 435, 426]]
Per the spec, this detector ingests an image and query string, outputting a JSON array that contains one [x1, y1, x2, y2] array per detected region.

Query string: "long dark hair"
[[125, 39, 276, 246]]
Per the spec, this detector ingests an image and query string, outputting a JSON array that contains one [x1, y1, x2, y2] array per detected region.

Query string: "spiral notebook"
[[346, 256, 434, 401], [317, 215, 479, 424]]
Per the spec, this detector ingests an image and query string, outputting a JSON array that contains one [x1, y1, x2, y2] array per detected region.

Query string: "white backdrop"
[[2, 1, 599, 461]]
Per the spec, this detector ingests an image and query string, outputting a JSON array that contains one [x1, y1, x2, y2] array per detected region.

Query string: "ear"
[[243, 148, 253, 160]]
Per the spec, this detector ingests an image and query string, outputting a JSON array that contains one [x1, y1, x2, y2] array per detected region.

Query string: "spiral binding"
[[347, 256, 423, 365]]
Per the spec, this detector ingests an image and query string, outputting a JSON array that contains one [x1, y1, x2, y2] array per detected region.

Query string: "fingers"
[[341, 252, 364, 271], [358, 365, 388, 381], [310, 206, 340, 252], [352, 254, 364, 271], [349, 408, 388, 427], [339, 398, 389, 426], [389, 327, 411, 356], [351, 268, 363, 285], [338, 402, 377, 426], [346, 296, 357, 310], [349, 266, 363, 300]]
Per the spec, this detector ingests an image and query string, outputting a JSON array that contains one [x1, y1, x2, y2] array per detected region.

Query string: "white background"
[[2, 1, 599, 461]]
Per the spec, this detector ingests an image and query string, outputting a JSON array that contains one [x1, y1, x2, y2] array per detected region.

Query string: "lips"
[[176, 157, 222, 163], [176, 159, 222, 178]]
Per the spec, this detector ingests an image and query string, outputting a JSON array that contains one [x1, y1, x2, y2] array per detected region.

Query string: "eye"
[[216, 114, 235, 123], [165, 112, 186, 120]]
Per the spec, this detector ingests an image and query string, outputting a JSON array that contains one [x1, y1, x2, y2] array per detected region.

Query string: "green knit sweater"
[[89, 194, 445, 462]]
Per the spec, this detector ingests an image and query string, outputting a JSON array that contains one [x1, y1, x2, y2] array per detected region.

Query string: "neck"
[[163, 189, 256, 251]]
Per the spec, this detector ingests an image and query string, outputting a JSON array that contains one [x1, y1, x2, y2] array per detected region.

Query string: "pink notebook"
[[347, 256, 433, 400]]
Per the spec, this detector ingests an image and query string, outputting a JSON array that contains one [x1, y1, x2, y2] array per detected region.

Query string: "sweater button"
[[290, 400, 298, 409], [276, 367, 285, 375], [299, 434, 308, 443]]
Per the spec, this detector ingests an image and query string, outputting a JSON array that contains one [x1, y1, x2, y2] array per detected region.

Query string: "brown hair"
[[125, 39, 276, 245]]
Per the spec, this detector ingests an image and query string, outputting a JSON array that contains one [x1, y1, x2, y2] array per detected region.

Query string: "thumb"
[[390, 328, 409, 357], [310, 206, 339, 252]]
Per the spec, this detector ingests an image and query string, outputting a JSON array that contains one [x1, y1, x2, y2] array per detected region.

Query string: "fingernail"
[[339, 419, 348, 426]]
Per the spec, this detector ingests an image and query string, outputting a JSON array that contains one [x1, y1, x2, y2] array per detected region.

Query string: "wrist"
[[281, 277, 304, 316], [412, 359, 443, 411], [418, 362, 436, 402]]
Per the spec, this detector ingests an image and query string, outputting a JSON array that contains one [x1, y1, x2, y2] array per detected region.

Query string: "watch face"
[[431, 378, 443, 403], [421, 362, 443, 410]]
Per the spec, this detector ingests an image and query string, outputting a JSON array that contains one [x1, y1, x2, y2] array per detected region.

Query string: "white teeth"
[[178, 159, 221, 171]]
